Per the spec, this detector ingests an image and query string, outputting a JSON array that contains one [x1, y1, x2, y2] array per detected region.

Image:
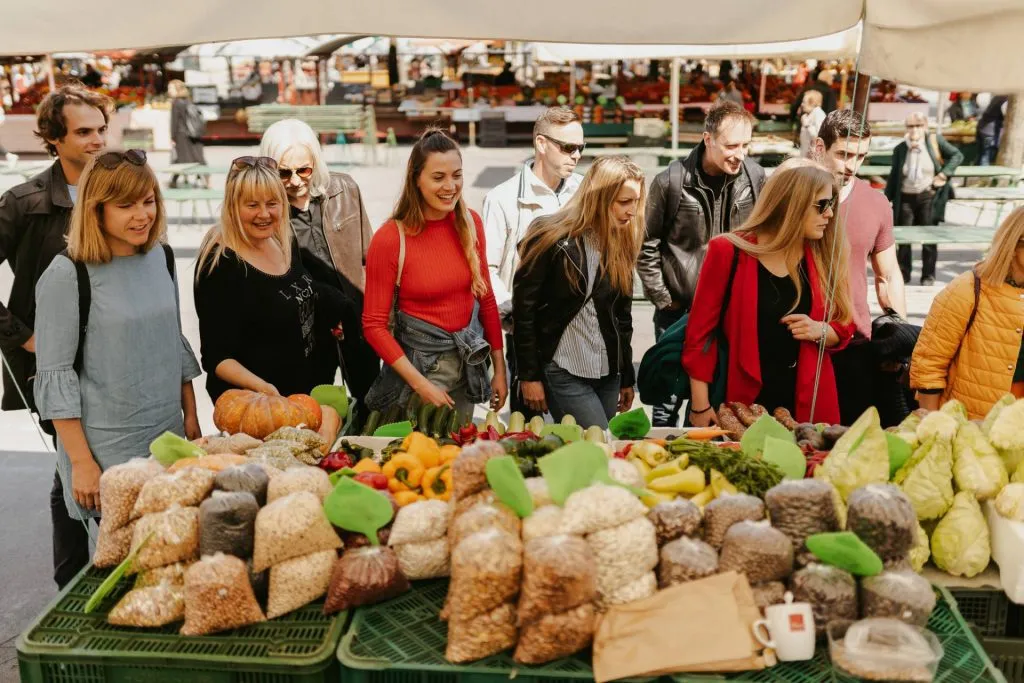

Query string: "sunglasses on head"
[[279, 166, 314, 180], [96, 149, 147, 170], [230, 156, 278, 174], [814, 195, 838, 215], [540, 134, 586, 156]]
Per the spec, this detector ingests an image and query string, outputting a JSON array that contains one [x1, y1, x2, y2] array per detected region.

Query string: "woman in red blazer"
[[684, 160, 855, 426]]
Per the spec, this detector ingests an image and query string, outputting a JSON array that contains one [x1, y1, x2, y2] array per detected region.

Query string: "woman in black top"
[[194, 156, 343, 401], [756, 263, 811, 414]]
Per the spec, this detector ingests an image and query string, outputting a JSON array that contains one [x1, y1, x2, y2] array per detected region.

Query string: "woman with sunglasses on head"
[[362, 128, 506, 419], [34, 150, 201, 580], [512, 156, 644, 429], [194, 156, 338, 401], [258, 119, 380, 403], [684, 159, 855, 427]]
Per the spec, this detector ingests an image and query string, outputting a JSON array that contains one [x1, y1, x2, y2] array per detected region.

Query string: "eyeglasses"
[[279, 166, 314, 180], [96, 149, 147, 169], [814, 195, 838, 215], [230, 156, 278, 174], [540, 134, 586, 156]]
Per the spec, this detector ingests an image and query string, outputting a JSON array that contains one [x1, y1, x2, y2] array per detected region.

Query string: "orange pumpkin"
[[287, 393, 323, 431], [213, 390, 320, 439]]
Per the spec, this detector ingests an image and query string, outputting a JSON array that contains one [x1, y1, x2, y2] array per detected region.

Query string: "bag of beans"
[[180, 553, 265, 636]]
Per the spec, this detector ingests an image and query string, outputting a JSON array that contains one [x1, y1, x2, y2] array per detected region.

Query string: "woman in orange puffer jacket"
[[911, 207, 1024, 419]]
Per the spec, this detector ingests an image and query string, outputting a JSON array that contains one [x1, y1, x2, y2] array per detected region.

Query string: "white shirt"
[[553, 235, 608, 379], [481, 161, 582, 317]]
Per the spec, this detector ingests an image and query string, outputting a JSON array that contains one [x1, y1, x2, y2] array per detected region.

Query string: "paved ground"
[[0, 143, 995, 682]]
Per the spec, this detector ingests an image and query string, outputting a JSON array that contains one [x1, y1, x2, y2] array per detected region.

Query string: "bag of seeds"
[[789, 563, 858, 636], [266, 549, 337, 618], [765, 479, 839, 564], [860, 570, 937, 627], [215, 462, 270, 506], [199, 491, 259, 560], [98, 458, 165, 532], [846, 484, 917, 563], [129, 505, 200, 574], [703, 494, 765, 550], [514, 603, 596, 665], [93, 519, 137, 568], [323, 546, 411, 614], [180, 553, 266, 636], [718, 521, 793, 584], [388, 499, 451, 545], [562, 483, 646, 535], [657, 536, 719, 588], [522, 505, 565, 542], [393, 538, 450, 580], [252, 491, 342, 572], [131, 467, 215, 519], [587, 516, 659, 594], [445, 602, 518, 663], [448, 501, 520, 547], [648, 498, 702, 546], [452, 441, 505, 500], [447, 527, 523, 621], [518, 534, 597, 626], [266, 466, 332, 503], [107, 583, 185, 627]]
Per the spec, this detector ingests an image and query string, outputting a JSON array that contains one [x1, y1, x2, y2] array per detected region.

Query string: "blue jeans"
[[652, 307, 685, 427], [543, 361, 619, 429], [978, 133, 1000, 166]]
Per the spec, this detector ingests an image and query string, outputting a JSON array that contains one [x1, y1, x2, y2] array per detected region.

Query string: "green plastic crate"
[[951, 588, 1010, 637], [983, 637, 1024, 683], [18, 564, 348, 683]]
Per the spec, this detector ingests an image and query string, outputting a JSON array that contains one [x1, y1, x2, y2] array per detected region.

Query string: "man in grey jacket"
[[638, 100, 765, 426]]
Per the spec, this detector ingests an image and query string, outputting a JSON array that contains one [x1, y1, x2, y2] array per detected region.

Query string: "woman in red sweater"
[[362, 129, 506, 419], [684, 160, 855, 426]]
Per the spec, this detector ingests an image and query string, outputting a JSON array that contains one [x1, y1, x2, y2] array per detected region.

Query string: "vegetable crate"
[[671, 586, 1002, 682], [982, 637, 1024, 683], [337, 579, 601, 683], [17, 565, 348, 683], [951, 588, 1011, 637]]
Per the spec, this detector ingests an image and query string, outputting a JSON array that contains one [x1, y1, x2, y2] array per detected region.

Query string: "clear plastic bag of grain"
[[846, 484, 917, 563], [657, 536, 718, 588], [752, 582, 787, 613], [648, 498, 702, 546], [215, 462, 270, 506], [394, 538, 450, 579], [135, 561, 191, 589], [445, 602, 517, 664], [764, 479, 839, 564], [98, 458, 165, 532], [601, 571, 657, 608], [718, 521, 793, 584], [608, 458, 644, 489], [703, 494, 765, 549], [180, 553, 266, 636], [515, 603, 596, 665], [93, 519, 137, 568], [518, 534, 597, 626], [388, 499, 451, 545], [107, 583, 185, 627], [266, 549, 336, 619], [266, 466, 332, 503], [861, 570, 937, 627], [323, 545, 411, 614], [199, 491, 259, 560], [447, 527, 523, 620], [452, 441, 505, 500], [131, 467, 215, 520], [524, 477, 552, 508], [587, 516, 659, 594], [264, 426, 326, 464], [452, 489, 499, 518], [522, 505, 565, 542], [246, 442, 307, 471], [251, 491, 342, 572], [789, 563, 858, 636], [195, 432, 262, 455], [562, 483, 647, 535], [129, 505, 200, 574], [449, 501, 521, 547]]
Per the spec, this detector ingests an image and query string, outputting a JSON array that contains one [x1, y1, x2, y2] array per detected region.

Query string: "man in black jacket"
[[638, 100, 766, 426], [0, 83, 110, 588]]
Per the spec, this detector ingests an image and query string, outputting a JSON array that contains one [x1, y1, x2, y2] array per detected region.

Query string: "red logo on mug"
[[789, 614, 806, 632]]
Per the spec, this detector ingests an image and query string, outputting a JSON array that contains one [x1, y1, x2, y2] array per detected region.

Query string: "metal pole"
[[45, 54, 55, 91], [469, 87, 476, 147], [569, 60, 576, 101], [670, 57, 680, 151]]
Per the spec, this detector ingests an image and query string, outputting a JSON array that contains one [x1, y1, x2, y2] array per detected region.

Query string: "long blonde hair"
[[391, 128, 487, 297], [977, 206, 1024, 287], [725, 159, 853, 323], [517, 155, 646, 294], [67, 154, 165, 264], [196, 162, 290, 279]]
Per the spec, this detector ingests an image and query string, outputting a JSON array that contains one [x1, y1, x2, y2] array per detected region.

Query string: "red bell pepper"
[[450, 423, 479, 446], [353, 471, 389, 491], [319, 451, 355, 473]]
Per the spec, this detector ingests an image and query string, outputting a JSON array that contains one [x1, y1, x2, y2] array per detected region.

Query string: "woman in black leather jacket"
[[512, 156, 645, 429]]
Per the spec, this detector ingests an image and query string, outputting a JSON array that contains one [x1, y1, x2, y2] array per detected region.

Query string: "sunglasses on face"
[[279, 166, 314, 180], [230, 156, 278, 174], [540, 134, 586, 156], [96, 149, 147, 169], [814, 195, 838, 215]]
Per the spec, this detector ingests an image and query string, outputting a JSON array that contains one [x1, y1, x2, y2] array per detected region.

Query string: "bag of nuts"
[[751, 581, 787, 613], [524, 477, 552, 508], [788, 563, 858, 636], [522, 505, 565, 542], [129, 505, 200, 574], [718, 521, 793, 584], [181, 553, 266, 636], [518, 534, 597, 626], [657, 536, 719, 588], [514, 603, 596, 665], [764, 479, 839, 564], [107, 583, 185, 627], [860, 570, 937, 627], [562, 483, 647, 536], [445, 602, 518, 663], [452, 441, 505, 501], [389, 499, 451, 545], [587, 516, 659, 595], [449, 502, 521, 547], [266, 466, 332, 503], [131, 467, 215, 520], [98, 458, 165, 532], [135, 561, 191, 589], [648, 498, 702, 546], [323, 545, 411, 614], [703, 494, 765, 549], [266, 549, 337, 619], [846, 484, 917, 564], [447, 527, 523, 621], [252, 491, 342, 573], [600, 571, 657, 608], [393, 538, 450, 580], [93, 519, 137, 568]]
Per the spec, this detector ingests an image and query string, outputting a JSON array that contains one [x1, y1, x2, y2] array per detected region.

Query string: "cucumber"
[[405, 394, 422, 428], [448, 409, 461, 436], [561, 414, 577, 426], [417, 403, 436, 434], [431, 406, 451, 437], [361, 410, 382, 436], [528, 415, 545, 436], [508, 411, 526, 433]]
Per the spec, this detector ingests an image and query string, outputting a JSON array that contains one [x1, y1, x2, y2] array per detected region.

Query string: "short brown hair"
[[533, 106, 581, 137], [703, 100, 754, 136], [34, 83, 112, 156], [818, 108, 871, 150]]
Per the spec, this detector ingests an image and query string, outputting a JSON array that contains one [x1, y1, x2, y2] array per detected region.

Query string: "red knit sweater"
[[363, 210, 503, 365]]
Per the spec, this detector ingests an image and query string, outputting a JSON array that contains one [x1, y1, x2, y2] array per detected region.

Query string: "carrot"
[[685, 428, 731, 441]]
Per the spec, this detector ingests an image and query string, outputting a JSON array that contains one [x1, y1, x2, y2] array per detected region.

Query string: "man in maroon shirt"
[[813, 109, 907, 424]]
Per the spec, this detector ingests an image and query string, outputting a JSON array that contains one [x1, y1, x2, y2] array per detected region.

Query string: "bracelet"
[[690, 404, 713, 415]]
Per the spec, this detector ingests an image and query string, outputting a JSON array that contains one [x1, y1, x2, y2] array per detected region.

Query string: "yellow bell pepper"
[[439, 445, 461, 465], [401, 432, 441, 468], [629, 456, 652, 478], [383, 452, 425, 493], [646, 458, 685, 483], [690, 489, 715, 508], [422, 464, 453, 501], [710, 469, 737, 497], [393, 490, 422, 507], [353, 459, 382, 474], [639, 489, 676, 509], [648, 465, 706, 495]]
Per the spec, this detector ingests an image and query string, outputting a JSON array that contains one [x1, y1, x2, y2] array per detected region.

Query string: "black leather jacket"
[[637, 142, 765, 311], [0, 161, 74, 411], [512, 234, 634, 388]]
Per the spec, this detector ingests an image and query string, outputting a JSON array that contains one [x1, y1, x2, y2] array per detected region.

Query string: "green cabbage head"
[[931, 491, 990, 578]]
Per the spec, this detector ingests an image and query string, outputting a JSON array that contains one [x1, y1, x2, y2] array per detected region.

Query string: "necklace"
[[1008, 275, 1024, 289]]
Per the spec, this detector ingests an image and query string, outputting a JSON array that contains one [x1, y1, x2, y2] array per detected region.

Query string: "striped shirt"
[[553, 236, 609, 379]]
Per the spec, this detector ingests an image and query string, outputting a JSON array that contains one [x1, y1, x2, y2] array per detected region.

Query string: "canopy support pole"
[[45, 54, 55, 91], [569, 60, 576, 101], [670, 57, 680, 151]]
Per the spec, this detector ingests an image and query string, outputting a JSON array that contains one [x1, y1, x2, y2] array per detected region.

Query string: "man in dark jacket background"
[[0, 83, 110, 588], [638, 100, 766, 426]]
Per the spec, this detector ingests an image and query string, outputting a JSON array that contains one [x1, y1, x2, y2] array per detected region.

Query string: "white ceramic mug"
[[752, 592, 816, 662]]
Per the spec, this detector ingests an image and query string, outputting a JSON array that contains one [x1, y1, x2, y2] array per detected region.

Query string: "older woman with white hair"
[[258, 118, 380, 401], [884, 111, 963, 286]]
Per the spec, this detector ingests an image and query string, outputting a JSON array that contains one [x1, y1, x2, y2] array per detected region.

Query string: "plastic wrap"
[[861, 570, 937, 627], [788, 563, 858, 636], [647, 498, 702, 546], [657, 536, 719, 588], [561, 483, 647, 535], [388, 499, 451, 545], [214, 462, 270, 506], [107, 584, 185, 627], [765, 479, 839, 564], [447, 527, 523, 621], [514, 603, 596, 665], [129, 505, 200, 574], [445, 602, 518, 664], [266, 549, 336, 619], [846, 484, 918, 563], [199, 491, 259, 560], [393, 538, 450, 580], [266, 466, 332, 503], [131, 467, 215, 520], [518, 534, 597, 626], [252, 491, 342, 573], [180, 553, 266, 636], [703, 494, 765, 549], [323, 546, 411, 614], [718, 521, 793, 584]]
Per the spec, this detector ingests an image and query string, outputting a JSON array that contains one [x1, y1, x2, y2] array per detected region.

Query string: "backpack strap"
[[59, 249, 91, 375], [666, 160, 684, 234], [161, 242, 175, 279]]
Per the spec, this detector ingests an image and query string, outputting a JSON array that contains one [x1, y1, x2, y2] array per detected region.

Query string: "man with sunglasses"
[[482, 105, 584, 416], [639, 100, 765, 427]]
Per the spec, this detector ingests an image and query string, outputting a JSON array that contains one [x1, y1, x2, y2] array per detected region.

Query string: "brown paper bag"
[[592, 571, 768, 682]]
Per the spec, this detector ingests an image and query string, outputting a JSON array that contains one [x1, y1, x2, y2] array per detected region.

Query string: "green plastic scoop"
[[373, 420, 413, 438], [323, 476, 394, 545], [805, 531, 884, 577], [609, 408, 650, 440]]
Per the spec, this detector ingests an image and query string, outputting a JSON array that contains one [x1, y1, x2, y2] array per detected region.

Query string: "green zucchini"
[[447, 409, 461, 436], [361, 410, 382, 436], [381, 404, 402, 425], [417, 403, 436, 434], [430, 406, 450, 437], [405, 394, 422, 428]]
